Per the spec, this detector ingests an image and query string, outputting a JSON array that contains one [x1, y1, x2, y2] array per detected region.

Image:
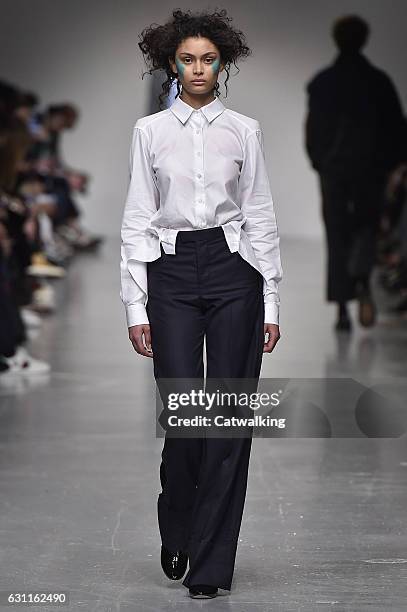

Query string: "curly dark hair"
[[138, 8, 252, 109]]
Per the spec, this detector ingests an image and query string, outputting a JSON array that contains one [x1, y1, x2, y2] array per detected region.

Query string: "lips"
[[192, 80, 206, 84]]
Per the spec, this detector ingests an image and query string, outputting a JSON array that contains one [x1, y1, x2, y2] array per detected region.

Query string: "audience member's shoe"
[[1, 346, 50, 375], [44, 243, 70, 267], [160, 545, 188, 580], [189, 585, 218, 599], [30, 283, 56, 313], [27, 252, 66, 278], [75, 233, 104, 250], [53, 233, 75, 258], [335, 314, 352, 332], [56, 224, 104, 250], [20, 308, 43, 329], [55, 224, 79, 244]]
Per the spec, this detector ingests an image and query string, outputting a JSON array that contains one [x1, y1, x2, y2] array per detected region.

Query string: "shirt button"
[[198, 198, 203, 203], [197, 173, 202, 178]]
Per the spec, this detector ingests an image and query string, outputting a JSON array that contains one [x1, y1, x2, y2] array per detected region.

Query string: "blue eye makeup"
[[211, 58, 220, 74], [175, 58, 185, 77]]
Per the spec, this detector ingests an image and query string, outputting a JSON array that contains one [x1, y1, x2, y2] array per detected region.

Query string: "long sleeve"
[[120, 125, 160, 327], [238, 124, 283, 325]]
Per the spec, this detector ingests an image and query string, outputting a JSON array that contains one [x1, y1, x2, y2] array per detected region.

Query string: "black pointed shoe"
[[189, 584, 218, 599], [161, 545, 188, 580]]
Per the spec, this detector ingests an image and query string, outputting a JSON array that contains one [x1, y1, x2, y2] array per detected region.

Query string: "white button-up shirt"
[[120, 95, 283, 327]]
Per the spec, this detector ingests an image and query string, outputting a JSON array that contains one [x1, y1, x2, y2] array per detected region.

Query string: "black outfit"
[[305, 52, 406, 302], [0, 255, 26, 358], [146, 226, 264, 590]]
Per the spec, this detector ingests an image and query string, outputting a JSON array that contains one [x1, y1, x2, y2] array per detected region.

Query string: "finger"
[[130, 332, 153, 358], [132, 337, 153, 358], [263, 333, 280, 353], [144, 327, 153, 354]]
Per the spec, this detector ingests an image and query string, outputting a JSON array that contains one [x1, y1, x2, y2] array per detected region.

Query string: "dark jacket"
[[305, 52, 406, 178]]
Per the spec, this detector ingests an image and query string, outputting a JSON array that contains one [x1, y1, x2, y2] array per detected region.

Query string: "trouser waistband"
[[176, 226, 224, 244]]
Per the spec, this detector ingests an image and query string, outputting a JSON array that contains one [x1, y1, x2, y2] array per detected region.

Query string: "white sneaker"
[[27, 252, 66, 278], [2, 346, 51, 375], [20, 308, 43, 328]]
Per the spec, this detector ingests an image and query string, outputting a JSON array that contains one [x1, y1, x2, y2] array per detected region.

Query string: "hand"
[[67, 171, 89, 193], [128, 324, 153, 358], [263, 323, 280, 353], [0, 223, 12, 258], [23, 217, 38, 242], [385, 163, 407, 202]]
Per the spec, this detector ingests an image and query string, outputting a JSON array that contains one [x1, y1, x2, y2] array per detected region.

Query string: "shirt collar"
[[170, 95, 225, 125]]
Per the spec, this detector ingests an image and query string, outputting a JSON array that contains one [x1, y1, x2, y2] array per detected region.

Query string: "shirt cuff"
[[125, 303, 150, 327], [264, 302, 279, 326]]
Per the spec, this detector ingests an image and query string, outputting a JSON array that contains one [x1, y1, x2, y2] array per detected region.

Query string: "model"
[[305, 15, 405, 332], [120, 8, 283, 600]]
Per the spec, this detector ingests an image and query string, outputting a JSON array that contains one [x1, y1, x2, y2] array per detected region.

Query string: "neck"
[[180, 89, 216, 110], [338, 49, 363, 58]]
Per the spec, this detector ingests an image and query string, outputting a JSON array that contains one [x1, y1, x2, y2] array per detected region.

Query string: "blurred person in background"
[[305, 15, 406, 332], [377, 120, 407, 313], [26, 103, 103, 249], [1, 76, 104, 378], [0, 84, 50, 375]]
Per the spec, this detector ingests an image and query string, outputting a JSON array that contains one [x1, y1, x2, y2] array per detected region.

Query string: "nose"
[[193, 61, 204, 75]]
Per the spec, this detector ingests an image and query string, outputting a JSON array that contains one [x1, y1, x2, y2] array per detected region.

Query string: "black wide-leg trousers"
[[319, 173, 384, 303], [146, 226, 264, 591]]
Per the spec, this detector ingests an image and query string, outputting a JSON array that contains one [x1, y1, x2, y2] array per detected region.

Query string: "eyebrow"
[[178, 52, 217, 57]]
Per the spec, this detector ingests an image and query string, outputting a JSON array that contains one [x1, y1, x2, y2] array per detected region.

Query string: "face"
[[49, 114, 66, 131], [169, 36, 223, 97], [15, 106, 32, 122]]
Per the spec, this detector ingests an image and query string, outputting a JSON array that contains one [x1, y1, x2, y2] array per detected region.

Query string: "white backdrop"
[[1, 0, 406, 238]]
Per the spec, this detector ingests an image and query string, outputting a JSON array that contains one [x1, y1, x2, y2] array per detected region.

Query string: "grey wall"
[[1, 0, 406, 238]]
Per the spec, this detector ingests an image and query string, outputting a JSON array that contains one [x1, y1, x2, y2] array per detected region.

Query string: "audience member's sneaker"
[[1, 346, 51, 375], [44, 243, 70, 267], [56, 224, 104, 250], [30, 283, 56, 313], [74, 231, 104, 250], [20, 308, 43, 328], [27, 252, 66, 278], [53, 233, 75, 258], [55, 224, 79, 244]]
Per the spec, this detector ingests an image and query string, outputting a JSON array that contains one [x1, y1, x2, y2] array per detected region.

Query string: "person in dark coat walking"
[[305, 15, 406, 331]]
